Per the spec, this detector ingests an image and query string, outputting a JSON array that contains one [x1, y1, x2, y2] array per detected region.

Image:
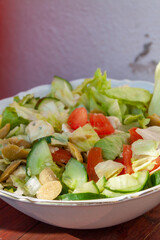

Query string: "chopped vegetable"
[[89, 113, 115, 137], [87, 147, 103, 182], [67, 107, 88, 130]]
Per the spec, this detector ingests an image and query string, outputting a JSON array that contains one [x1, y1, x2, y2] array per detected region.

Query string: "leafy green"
[[106, 86, 151, 106], [69, 124, 100, 152], [95, 132, 129, 160], [10, 102, 44, 121], [148, 62, 160, 115], [131, 139, 160, 172], [1, 107, 29, 130], [95, 160, 124, 179]]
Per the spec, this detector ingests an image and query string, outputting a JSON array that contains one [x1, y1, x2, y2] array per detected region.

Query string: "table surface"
[[0, 199, 160, 240]]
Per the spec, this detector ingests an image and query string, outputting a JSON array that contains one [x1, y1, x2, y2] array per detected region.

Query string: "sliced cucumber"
[[53, 76, 73, 91], [26, 139, 54, 176], [102, 189, 127, 198], [58, 192, 106, 201], [150, 170, 160, 186], [105, 171, 149, 193], [73, 180, 99, 194], [35, 97, 59, 114], [96, 176, 107, 193], [50, 76, 74, 107], [62, 158, 87, 190]]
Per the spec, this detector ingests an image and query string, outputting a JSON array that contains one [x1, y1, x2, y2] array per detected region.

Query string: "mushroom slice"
[[0, 159, 26, 182], [8, 137, 31, 148], [36, 180, 62, 200], [68, 142, 83, 163], [2, 144, 29, 161], [39, 168, 57, 185], [148, 114, 160, 126], [0, 123, 10, 139]]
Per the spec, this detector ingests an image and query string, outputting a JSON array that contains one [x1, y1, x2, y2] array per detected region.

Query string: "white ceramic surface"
[[0, 78, 160, 230]]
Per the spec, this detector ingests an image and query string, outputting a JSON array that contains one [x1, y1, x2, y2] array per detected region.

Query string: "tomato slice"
[[89, 113, 115, 137], [52, 149, 71, 165], [67, 107, 88, 130], [122, 145, 134, 174], [150, 156, 160, 173], [115, 158, 125, 175], [87, 147, 103, 182], [129, 127, 143, 144]]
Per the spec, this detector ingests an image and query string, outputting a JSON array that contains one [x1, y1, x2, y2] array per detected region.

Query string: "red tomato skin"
[[129, 127, 143, 144], [89, 113, 115, 137], [52, 149, 71, 164], [123, 145, 134, 174], [67, 107, 88, 130], [87, 147, 103, 182], [150, 156, 160, 173], [115, 158, 125, 175]]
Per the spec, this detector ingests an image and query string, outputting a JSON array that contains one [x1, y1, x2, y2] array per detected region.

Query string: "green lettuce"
[[95, 160, 124, 179], [148, 62, 160, 115], [95, 132, 129, 160], [69, 124, 100, 152], [131, 139, 160, 172], [1, 107, 29, 130]]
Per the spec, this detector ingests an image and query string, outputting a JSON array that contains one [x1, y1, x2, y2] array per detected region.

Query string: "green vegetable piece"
[[95, 132, 129, 160], [106, 86, 151, 105], [62, 158, 87, 190], [148, 62, 160, 115], [26, 139, 54, 176], [105, 171, 149, 193], [96, 176, 107, 192], [102, 189, 127, 198], [58, 192, 106, 201], [69, 124, 100, 152], [150, 170, 160, 186], [50, 76, 74, 107], [1, 107, 29, 130], [74, 180, 99, 194]]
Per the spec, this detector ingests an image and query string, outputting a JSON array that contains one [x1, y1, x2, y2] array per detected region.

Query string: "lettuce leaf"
[[69, 124, 100, 152], [95, 160, 124, 179], [131, 139, 160, 172], [1, 107, 29, 130], [136, 126, 160, 141], [148, 62, 160, 115]]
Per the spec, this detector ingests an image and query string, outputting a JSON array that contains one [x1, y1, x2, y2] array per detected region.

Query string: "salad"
[[0, 64, 160, 201]]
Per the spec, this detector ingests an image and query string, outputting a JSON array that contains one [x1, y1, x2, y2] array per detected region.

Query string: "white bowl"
[[0, 78, 159, 230]]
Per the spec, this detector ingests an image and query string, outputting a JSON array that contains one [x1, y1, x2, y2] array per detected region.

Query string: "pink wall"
[[1, 0, 160, 99]]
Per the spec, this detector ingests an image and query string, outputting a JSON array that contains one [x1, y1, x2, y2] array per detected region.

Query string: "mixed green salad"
[[1, 63, 160, 201]]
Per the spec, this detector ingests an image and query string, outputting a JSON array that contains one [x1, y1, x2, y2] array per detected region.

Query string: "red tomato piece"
[[129, 127, 143, 144], [123, 145, 134, 174], [150, 156, 160, 173], [115, 158, 125, 175], [89, 113, 115, 137], [52, 149, 71, 165], [67, 107, 88, 130], [87, 147, 103, 182]]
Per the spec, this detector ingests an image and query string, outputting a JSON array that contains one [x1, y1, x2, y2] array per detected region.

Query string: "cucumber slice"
[[105, 171, 149, 193], [62, 158, 87, 190], [26, 139, 53, 176], [96, 176, 107, 193], [50, 76, 74, 107], [150, 170, 160, 186], [35, 97, 59, 114], [102, 189, 127, 198], [58, 192, 106, 201], [53, 76, 73, 91], [74, 181, 99, 194]]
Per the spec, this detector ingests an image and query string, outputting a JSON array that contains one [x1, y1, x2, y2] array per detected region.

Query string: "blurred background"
[[0, 0, 160, 99]]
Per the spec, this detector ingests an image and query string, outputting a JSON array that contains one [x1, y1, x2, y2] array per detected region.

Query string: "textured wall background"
[[0, 0, 160, 98]]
